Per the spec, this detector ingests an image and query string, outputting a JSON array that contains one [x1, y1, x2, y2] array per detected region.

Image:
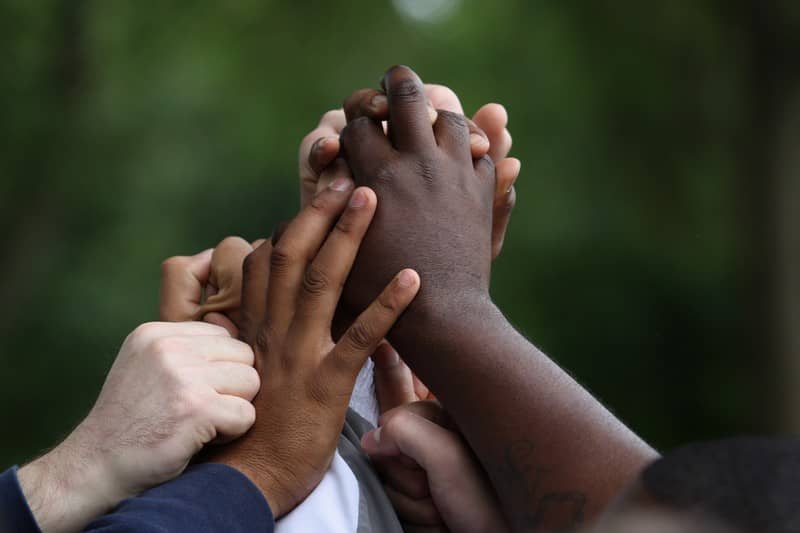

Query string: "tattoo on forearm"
[[494, 440, 587, 531]]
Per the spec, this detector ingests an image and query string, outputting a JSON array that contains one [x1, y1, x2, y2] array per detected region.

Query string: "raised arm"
[[337, 65, 658, 531]]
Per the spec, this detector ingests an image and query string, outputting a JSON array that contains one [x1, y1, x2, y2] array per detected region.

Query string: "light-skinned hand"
[[17, 321, 259, 532]]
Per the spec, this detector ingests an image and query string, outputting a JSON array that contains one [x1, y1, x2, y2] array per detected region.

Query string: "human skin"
[[337, 65, 658, 531], [159, 237, 263, 337], [299, 84, 520, 260], [362, 374, 509, 532], [16, 321, 259, 532], [206, 180, 421, 518], [159, 85, 519, 338], [301, 87, 519, 408]]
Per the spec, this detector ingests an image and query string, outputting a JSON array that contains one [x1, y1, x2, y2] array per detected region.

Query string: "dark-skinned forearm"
[[387, 296, 658, 532]]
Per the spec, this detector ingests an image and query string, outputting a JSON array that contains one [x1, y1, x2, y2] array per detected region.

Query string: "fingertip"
[[396, 269, 420, 290], [347, 186, 376, 210], [382, 64, 419, 88], [361, 426, 382, 453], [496, 158, 521, 196], [473, 103, 507, 133]]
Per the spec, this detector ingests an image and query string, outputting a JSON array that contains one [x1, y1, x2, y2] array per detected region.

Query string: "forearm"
[[17, 428, 125, 532], [389, 297, 658, 531]]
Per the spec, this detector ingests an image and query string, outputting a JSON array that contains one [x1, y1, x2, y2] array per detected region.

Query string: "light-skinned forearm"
[[17, 424, 128, 533]]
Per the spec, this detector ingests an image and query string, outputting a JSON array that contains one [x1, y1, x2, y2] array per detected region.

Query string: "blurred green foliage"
[[1, 0, 798, 467]]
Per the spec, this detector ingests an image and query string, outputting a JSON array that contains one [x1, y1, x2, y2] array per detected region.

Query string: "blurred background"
[[1, 0, 799, 467]]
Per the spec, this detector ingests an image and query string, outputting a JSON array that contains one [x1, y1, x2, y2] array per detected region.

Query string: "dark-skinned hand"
[[208, 177, 420, 518], [338, 65, 496, 326]]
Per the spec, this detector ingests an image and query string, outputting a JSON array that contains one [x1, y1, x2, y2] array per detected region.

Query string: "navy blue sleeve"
[[0, 466, 41, 533], [85, 463, 274, 533]]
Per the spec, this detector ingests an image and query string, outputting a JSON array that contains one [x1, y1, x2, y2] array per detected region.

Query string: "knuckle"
[[160, 255, 188, 275], [302, 265, 331, 296], [217, 235, 247, 250], [254, 326, 270, 354], [414, 159, 437, 186], [386, 409, 414, 435], [374, 161, 396, 185], [437, 110, 467, 129], [477, 154, 496, 176], [309, 190, 334, 212], [347, 321, 377, 352], [149, 336, 181, 360], [340, 117, 369, 143], [128, 322, 159, 344], [241, 249, 262, 278], [320, 109, 342, 125], [177, 388, 210, 419], [392, 77, 424, 103], [269, 243, 293, 273], [301, 128, 323, 152], [334, 208, 359, 234], [308, 378, 332, 408], [377, 288, 401, 315], [427, 84, 458, 106]]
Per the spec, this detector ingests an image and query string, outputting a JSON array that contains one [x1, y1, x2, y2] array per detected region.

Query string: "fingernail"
[[470, 133, 489, 147], [348, 189, 367, 208], [313, 137, 328, 152], [397, 269, 416, 288], [370, 94, 387, 109], [330, 177, 353, 192], [383, 348, 400, 366], [428, 105, 438, 124], [372, 426, 382, 444]]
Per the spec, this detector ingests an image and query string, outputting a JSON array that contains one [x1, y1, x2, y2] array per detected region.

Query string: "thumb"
[[361, 410, 460, 472], [199, 236, 253, 323], [362, 410, 510, 533], [373, 342, 417, 414], [159, 248, 214, 321]]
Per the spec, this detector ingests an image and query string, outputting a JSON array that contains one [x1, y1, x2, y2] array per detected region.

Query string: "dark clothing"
[[0, 463, 274, 532]]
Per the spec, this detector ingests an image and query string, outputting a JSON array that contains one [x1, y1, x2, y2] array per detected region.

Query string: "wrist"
[[208, 445, 292, 519], [18, 426, 128, 532], [386, 292, 513, 394], [398, 290, 503, 345]]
